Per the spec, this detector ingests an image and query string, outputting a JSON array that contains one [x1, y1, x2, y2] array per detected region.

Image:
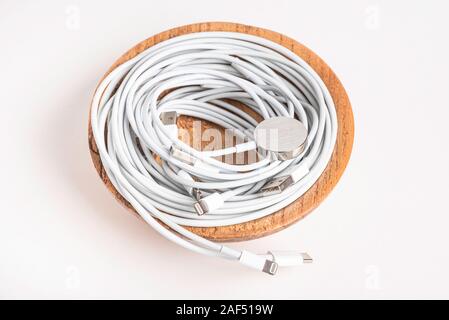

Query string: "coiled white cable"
[[90, 32, 337, 274]]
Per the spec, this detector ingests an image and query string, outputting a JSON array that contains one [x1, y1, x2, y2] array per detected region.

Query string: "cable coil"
[[91, 32, 338, 274]]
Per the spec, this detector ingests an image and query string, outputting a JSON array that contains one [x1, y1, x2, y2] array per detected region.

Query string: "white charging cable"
[[90, 32, 337, 275]]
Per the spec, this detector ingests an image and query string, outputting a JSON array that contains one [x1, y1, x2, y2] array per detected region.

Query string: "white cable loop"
[[91, 32, 337, 274]]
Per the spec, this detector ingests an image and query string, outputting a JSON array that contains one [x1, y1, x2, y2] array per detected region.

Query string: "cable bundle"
[[90, 32, 337, 274]]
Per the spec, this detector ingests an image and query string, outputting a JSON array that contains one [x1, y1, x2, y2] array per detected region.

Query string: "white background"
[[1, 0, 448, 299]]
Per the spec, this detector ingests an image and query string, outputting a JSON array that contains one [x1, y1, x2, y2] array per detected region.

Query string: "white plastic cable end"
[[234, 140, 257, 153], [193, 192, 224, 215], [170, 147, 195, 165], [165, 125, 178, 139], [177, 170, 203, 200], [239, 250, 278, 275], [265, 251, 313, 266], [235, 250, 312, 275], [160, 111, 178, 147], [177, 170, 195, 196]]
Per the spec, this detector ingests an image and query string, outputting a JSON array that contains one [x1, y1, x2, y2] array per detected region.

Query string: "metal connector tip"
[[260, 176, 294, 196], [301, 253, 313, 264], [192, 188, 202, 201], [262, 260, 278, 275], [194, 200, 208, 216], [160, 111, 177, 125]]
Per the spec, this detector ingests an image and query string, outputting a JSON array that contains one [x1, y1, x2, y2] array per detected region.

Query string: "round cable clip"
[[254, 117, 308, 160]]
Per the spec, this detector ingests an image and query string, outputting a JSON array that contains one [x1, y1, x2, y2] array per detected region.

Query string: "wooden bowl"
[[88, 22, 354, 242]]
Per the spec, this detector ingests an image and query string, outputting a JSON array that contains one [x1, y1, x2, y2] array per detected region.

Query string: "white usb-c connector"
[[237, 251, 312, 276], [264, 251, 313, 266]]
